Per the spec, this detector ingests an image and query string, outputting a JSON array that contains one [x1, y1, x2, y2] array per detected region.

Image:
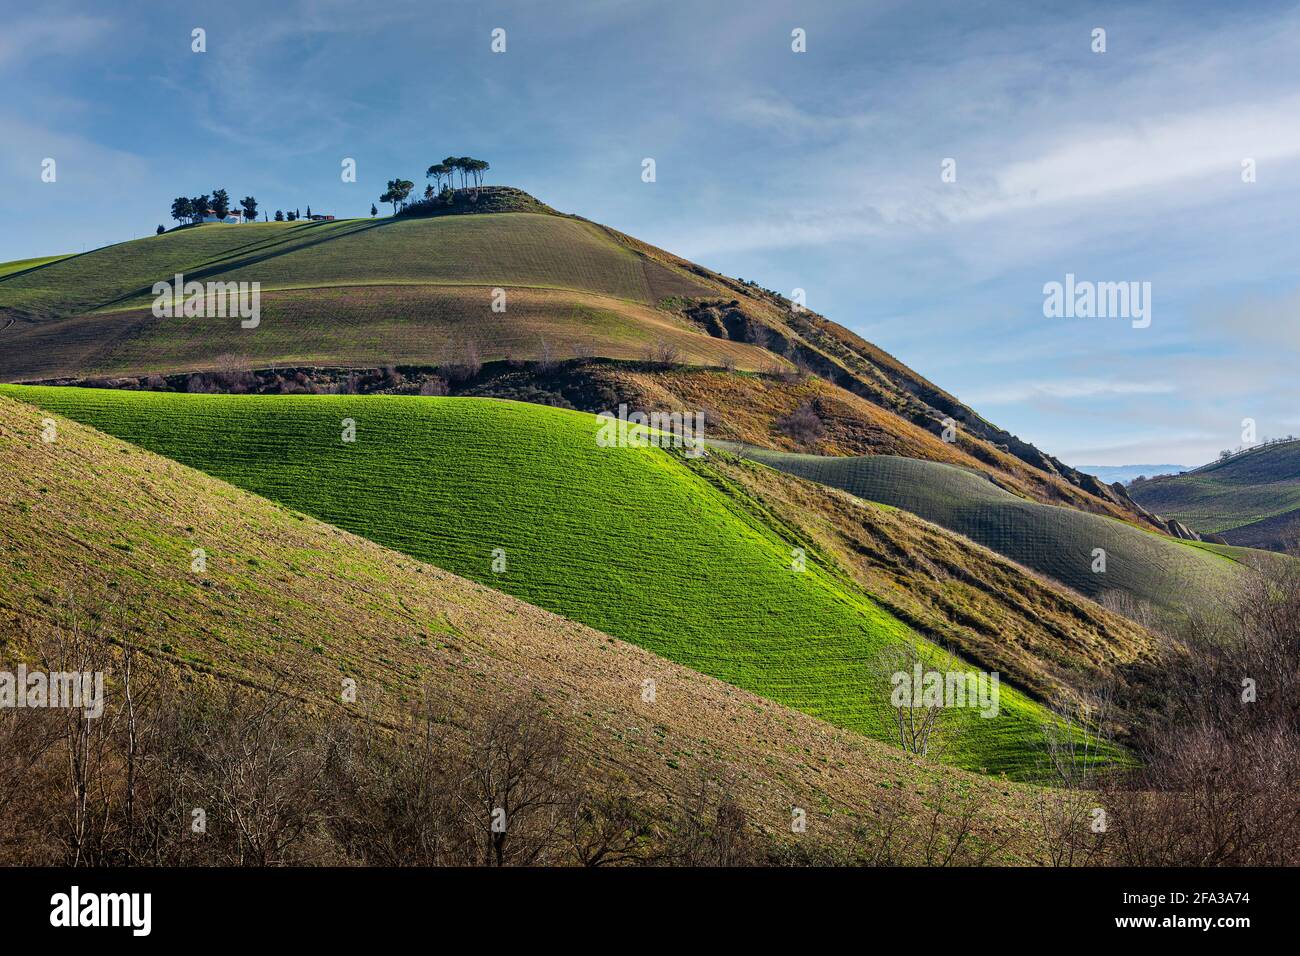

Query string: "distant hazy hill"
[[1130, 441, 1300, 552], [1076, 464, 1190, 485]]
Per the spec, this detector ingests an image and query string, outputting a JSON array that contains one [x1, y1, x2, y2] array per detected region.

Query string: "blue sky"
[[3, 0, 1299, 466]]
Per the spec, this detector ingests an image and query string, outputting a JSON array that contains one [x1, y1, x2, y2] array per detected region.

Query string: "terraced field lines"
[[726, 445, 1245, 625]]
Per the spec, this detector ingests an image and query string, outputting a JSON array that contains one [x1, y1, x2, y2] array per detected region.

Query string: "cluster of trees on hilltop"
[[165, 192, 329, 230], [379, 156, 490, 213], [169, 189, 259, 226], [427, 156, 490, 191]]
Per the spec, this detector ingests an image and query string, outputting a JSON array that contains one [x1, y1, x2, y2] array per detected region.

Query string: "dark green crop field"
[[2, 385, 1084, 777], [724, 445, 1250, 625]]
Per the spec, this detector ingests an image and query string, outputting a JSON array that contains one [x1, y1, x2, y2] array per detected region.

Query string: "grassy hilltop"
[[0, 210, 768, 381], [0, 190, 1162, 529]]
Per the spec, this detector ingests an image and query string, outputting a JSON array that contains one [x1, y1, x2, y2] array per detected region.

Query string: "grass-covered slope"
[[0, 188, 1155, 530], [1130, 441, 1300, 552], [0, 254, 73, 279], [2, 385, 1078, 777], [0, 212, 753, 381], [0, 393, 1049, 855], [706, 451, 1157, 713], [726, 445, 1249, 625], [0, 211, 711, 321], [5, 289, 772, 381]]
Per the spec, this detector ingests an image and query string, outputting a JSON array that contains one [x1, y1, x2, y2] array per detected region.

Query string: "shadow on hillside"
[[90, 218, 404, 314]]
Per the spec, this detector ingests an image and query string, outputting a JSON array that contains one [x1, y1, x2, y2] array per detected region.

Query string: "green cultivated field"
[[725, 446, 1249, 624], [0, 212, 720, 382], [0, 222, 312, 319], [0, 254, 73, 279], [1131, 441, 1300, 552], [0, 213, 694, 321], [2, 385, 1086, 777]]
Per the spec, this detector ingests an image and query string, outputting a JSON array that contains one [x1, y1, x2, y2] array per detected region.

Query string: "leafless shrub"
[[1100, 559, 1300, 865], [418, 376, 449, 396], [442, 339, 483, 383], [323, 692, 460, 865], [0, 704, 64, 864], [671, 771, 756, 866], [536, 336, 558, 374], [1102, 724, 1300, 866], [775, 401, 825, 448], [565, 792, 664, 866], [1097, 590, 1163, 634], [644, 339, 683, 366], [853, 776, 1009, 866], [447, 695, 576, 866], [1032, 689, 1113, 866], [870, 643, 959, 761]]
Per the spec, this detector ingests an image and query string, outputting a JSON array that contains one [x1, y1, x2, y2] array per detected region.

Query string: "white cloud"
[[961, 96, 1300, 219], [962, 378, 1177, 406], [730, 93, 877, 139]]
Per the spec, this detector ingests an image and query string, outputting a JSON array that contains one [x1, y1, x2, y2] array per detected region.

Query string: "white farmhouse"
[[201, 209, 244, 224]]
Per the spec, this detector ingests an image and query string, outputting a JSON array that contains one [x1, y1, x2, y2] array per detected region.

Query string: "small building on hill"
[[201, 209, 244, 224]]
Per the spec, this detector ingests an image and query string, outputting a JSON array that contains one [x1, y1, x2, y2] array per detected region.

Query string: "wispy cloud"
[[963, 378, 1177, 406], [0, 15, 113, 69]]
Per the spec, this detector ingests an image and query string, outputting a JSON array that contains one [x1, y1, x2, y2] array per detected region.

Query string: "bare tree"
[[536, 337, 558, 375], [872, 643, 957, 760], [449, 696, 576, 866], [1032, 687, 1113, 866], [1101, 557, 1300, 865], [565, 793, 663, 866], [775, 401, 825, 448], [645, 339, 683, 366]]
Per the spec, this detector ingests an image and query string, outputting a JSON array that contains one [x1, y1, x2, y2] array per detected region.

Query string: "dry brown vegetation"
[[0, 634, 1020, 867], [1099, 560, 1300, 865], [534, 362, 1157, 528], [702, 452, 1157, 719]]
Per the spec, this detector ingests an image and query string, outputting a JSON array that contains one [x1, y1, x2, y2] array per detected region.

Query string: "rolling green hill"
[[722, 445, 1253, 626], [0, 212, 770, 380], [1130, 441, 1300, 552], [0, 392, 1051, 859], [0, 254, 73, 279], [1, 384, 1097, 777], [0, 191, 1162, 531]]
